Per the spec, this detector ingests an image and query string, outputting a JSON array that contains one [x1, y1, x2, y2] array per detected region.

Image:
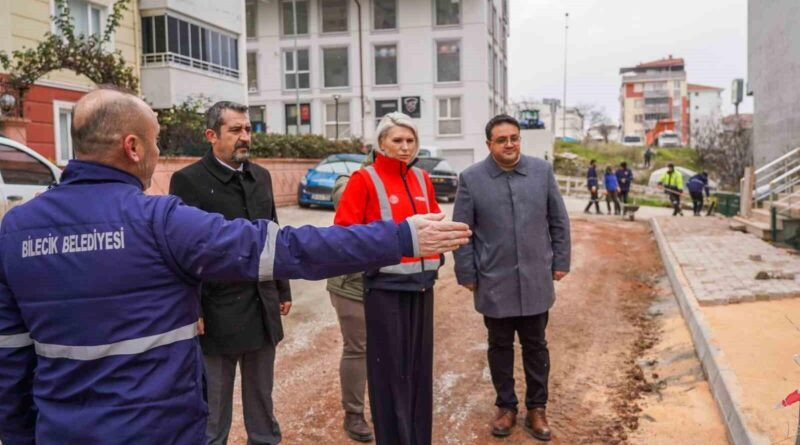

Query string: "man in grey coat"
[[453, 114, 571, 442]]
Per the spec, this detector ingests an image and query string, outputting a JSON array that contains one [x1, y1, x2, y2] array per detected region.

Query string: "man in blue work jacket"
[[0, 88, 470, 445]]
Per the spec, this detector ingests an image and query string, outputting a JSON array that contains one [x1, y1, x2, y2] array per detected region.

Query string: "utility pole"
[[562, 12, 569, 139]]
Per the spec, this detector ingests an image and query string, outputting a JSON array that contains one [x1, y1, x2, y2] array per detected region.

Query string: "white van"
[[657, 131, 681, 148], [0, 136, 62, 217]]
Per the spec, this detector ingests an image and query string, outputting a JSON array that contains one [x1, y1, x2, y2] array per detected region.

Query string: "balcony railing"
[[142, 53, 240, 80]]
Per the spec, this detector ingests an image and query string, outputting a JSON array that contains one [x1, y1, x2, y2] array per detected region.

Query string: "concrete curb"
[[650, 217, 771, 445]]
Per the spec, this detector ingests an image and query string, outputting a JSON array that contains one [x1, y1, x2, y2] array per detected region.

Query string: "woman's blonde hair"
[[374, 112, 419, 158]]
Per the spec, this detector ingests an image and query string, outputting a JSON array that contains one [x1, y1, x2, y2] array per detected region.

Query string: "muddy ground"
[[225, 209, 722, 444]]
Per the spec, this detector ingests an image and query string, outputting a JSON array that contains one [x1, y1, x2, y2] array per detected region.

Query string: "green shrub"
[[250, 133, 362, 159]]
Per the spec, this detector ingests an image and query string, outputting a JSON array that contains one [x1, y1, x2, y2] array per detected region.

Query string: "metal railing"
[[141, 53, 240, 80]]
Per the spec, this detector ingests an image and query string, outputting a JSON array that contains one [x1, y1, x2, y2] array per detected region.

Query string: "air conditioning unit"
[[248, 87, 258, 93]]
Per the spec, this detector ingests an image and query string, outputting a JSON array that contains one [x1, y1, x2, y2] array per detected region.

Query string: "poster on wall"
[[401, 96, 421, 118]]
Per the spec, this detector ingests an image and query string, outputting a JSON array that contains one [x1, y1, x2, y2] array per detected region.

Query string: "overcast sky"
[[508, 0, 753, 123]]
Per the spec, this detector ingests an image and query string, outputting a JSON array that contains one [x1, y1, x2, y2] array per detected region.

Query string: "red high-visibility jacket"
[[335, 153, 442, 291]]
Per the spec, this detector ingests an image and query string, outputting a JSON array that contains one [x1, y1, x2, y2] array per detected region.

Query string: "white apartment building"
[[246, 0, 509, 172], [139, 0, 247, 109], [687, 83, 723, 146]]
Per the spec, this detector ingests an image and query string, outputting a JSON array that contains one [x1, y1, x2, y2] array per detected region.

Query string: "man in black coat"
[[169, 101, 291, 445]]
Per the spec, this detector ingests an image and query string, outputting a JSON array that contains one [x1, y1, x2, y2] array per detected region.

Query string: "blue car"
[[298, 153, 366, 208]]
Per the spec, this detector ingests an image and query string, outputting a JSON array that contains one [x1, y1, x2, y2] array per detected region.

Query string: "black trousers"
[[606, 191, 621, 214], [365, 288, 434, 445], [690, 191, 704, 215], [584, 188, 601, 213], [668, 193, 682, 215], [620, 189, 630, 204], [484, 312, 550, 411]]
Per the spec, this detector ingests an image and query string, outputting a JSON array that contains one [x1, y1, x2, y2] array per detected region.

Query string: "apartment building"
[[0, 0, 139, 165], [246, 0, 509, 172], [687, 83, 722, 147], [619, 56, 688, 145], [138, 0, 246, 110]]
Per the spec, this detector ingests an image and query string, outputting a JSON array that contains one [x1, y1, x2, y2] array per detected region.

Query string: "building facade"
[[0, 0, 139, 165], [687, 83, 722, 147], [138, 0, 246, 110], [748, 0, 800, 167], [619, 56, 688, 145], [246, 0, 509, 172]]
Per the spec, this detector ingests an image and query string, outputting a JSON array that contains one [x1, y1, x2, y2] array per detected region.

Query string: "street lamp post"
[[333, 94, 341, 140]]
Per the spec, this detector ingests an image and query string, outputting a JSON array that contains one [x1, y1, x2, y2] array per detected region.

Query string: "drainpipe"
[[354, 0, 365, 143]]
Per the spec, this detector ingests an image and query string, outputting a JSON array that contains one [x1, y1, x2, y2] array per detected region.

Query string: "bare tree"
[[694, 119, 753, 190], [580, 105, 616, 144]]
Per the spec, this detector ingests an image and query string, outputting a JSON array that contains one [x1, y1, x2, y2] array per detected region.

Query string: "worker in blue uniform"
[[0, 88, 470, 445]]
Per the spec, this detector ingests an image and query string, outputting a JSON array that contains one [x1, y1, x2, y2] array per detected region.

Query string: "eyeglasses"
[[491, 135, 521, 145]]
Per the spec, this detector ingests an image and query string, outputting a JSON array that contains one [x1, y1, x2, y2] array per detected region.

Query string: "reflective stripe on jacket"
[[335, 153, 442, 291]]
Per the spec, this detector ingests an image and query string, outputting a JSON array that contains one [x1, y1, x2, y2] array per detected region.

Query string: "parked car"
[[417, 145, 440, 158], [414, 157, 458, 202], [657, 131, 681, 148], [298, 153, 365, 208], [0, 136, 61, 218], [621, 135, 643, 146]]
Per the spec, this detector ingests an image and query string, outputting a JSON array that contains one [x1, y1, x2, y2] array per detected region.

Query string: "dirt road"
[[225, 207, 722, 444]]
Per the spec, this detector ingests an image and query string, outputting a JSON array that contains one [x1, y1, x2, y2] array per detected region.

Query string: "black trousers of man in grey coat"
[[484, 312, 550, 411]]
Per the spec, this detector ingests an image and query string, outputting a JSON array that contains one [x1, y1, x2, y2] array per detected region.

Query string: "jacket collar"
[[60, 160, 144, 189], [373, 152, 416, 176], [201, 149, 252, 183], [485, 154, 527, 178]]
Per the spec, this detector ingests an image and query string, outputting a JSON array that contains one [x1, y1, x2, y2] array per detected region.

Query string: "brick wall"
[[145, 156, 319, 207]]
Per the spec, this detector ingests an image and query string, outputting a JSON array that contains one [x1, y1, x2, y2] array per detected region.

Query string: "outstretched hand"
[[409, 213, 471, 257]]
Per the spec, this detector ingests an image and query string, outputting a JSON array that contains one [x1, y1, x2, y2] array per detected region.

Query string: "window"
[[325, 102, 351, 139], [635, 99, 643, 108], [487, 46, 494, 90], [316, 157, 363, 174], [674, 80, 681, 88], [283, 49, 310, 89], [438, 97, 461, 135], [375, 99, 398, 126], [645, 97, 668, 105], [282, 0, 309, 35], [0, 144, 56, 186], [321, 0, 348, 33], [436, 40, 460, 82], [246, 0, 257, 38], [434, 0, 460, 26], [373, 0, 397, 29], [247, 53, 258, 91], [633, 83, 643, 93], [493, 52, 498, 92], [374, 44, 397, 85], [57, 0, 106, 39], [285, 103, 311, 135], [323, 47, 349, 88], [141, 15, 239, 78], [634, 114, 644, 123], [249, 106, 266, 133], [53, 101, 75, 167]]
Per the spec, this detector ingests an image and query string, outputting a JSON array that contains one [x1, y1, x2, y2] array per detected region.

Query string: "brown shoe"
[[343, 412, 374, 442], [524, 407, 552, 441], [491, 407, 517, 437]]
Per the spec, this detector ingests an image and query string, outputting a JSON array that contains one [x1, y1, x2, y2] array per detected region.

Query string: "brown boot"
[[524, 407, 552, 441], [343, 412, 374, 442], [491, 407, 517, 437]]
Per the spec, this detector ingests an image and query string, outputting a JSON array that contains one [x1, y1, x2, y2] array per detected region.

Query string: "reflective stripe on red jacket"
[[335, 153, 442, 291]]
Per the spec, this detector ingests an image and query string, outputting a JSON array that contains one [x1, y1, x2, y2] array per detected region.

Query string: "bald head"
[[71, 88, 155, 159]]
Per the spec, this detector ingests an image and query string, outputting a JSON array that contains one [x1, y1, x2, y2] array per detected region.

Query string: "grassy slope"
[[554, 141, 704, 208]]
